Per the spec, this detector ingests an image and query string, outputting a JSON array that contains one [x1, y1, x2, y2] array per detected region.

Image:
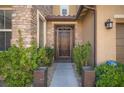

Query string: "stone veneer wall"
[[12, 5, 33, 47], [12, 5, 52, 47], [31, 5, 53, 47], [32, 5, 53, 16]]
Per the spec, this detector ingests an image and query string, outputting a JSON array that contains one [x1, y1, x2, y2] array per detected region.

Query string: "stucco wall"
[[80, 11, 95, 66], [52, 5, 78, 16], [96, 5, 124, 64]]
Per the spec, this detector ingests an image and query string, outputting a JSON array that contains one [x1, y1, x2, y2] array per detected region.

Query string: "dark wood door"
[[58, 31, 70, 57], [55, 26, 73, 59]]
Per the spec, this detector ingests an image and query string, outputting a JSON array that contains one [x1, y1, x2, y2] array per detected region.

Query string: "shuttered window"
[[0, 10, 12, 51]]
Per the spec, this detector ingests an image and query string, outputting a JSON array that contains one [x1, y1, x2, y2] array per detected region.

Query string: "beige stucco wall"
[[52, 5, 78, 16], [96, 5, 124, 65], [46, 21, 84, 48], [80, 11, 95, 66]]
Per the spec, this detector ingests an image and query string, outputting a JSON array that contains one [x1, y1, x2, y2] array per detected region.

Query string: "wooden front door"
[[55, 26, 73, 59]]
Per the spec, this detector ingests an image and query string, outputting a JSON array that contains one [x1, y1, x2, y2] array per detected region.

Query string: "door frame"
[[54, 24, 75, 59], [56, 29, 72, 58]]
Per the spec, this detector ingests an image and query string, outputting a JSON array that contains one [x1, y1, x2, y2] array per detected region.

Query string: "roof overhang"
[[46, 15, 76, 21], [75, 5, 84, 19], [46, 5, 95, 21], [76, 5, 95, 19]]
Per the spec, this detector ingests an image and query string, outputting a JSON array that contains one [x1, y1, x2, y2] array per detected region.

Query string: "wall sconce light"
[[105, 19, 113, 29]]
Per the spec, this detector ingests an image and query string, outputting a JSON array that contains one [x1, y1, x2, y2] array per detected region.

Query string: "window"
[[0, 10, 12, 29], [0, 10, 12, 51], [39, 18, 44, 47], [62, 9, 67, 16], [60, 5, 69, 16]]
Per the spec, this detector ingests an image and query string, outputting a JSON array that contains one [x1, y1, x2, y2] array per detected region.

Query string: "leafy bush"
[[73, 44, 83, 74], [38, 47, 54, 66], [81, 42, 92, 66], [95, 62, 124, 87], [45, 47, 54, 66], [73, 41, 92, 75], [0, 45, 39, 86], [38, 48, 49, 66], [0, 30, 39, 86], [0, 30, 54, 86]]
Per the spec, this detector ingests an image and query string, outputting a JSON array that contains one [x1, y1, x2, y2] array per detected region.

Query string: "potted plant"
[[81, 41, 95, 87], [33, 47, 54, 87], [73, 41, 95, 87]]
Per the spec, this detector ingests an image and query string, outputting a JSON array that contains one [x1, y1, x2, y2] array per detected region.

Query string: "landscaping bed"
[[95, 61, 124, 87], [0, 30, 54, 87], [72, 41, 124, 87]]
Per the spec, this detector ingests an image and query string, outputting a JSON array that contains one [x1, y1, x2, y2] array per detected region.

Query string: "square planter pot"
[[82, 66, 95, 87], [33, 67, 48, 87]]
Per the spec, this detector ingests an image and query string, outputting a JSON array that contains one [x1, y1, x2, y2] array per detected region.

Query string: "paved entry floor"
[[50, 63, 79, 87]]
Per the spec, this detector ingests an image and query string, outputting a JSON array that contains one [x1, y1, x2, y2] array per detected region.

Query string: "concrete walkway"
[[50, 63, 79, 87]]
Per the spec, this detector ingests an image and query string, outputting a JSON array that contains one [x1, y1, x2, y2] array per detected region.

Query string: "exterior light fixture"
[[105, 19, 113, 29]]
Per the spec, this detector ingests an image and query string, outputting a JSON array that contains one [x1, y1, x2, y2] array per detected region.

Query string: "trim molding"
[[114, 14, 124, 18], [37, 9, 46, 47], [0, 8, 12, 10], [0, 29, 12, 32]]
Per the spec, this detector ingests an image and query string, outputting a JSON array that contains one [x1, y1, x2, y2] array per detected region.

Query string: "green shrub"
[[0, 51, 9, 74], [95, 63, 124, 87], [38, 47, 54, 66], [73, 44, 83, 74], [0, 30, 39, 86], [81, 42, 92, 66], [38, 48, 49, 66], [0, 45, 39, 87], [0, 30, 54, 86], [73, 41, 92, 75], [45, 47, 54, 66]]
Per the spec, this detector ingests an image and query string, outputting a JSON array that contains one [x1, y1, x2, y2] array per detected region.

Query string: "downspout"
[[83, 6, 97, 67], [93, 7, 97, 67]]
